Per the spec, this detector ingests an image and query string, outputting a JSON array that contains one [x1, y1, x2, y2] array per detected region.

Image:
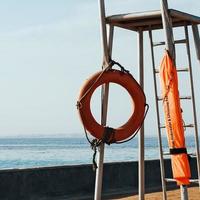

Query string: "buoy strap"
[[108, 60, 130, 74], [169, 148, 187, 155], [101, 127, 115, 145]]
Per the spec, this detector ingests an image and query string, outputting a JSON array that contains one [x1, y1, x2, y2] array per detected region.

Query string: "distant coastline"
[[0, 136, 197, 170]]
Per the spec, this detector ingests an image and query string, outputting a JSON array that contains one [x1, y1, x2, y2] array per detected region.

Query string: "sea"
[[0, 135, 197, 170]]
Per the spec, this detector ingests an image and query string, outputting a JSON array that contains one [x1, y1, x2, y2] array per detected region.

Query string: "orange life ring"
[[77, 69, 146, 142]]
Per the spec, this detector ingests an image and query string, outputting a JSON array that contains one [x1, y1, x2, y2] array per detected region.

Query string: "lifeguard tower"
[[95, 0, 200, 200]]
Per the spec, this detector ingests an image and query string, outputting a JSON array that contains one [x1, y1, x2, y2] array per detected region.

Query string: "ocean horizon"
[[0, 135, 197, 170]]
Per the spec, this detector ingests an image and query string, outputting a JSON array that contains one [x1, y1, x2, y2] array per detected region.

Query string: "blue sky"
[[0, 1, 199, 137]]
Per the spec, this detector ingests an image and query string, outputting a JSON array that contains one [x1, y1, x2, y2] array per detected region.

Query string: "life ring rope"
[[83, 93, 149, 171], [84, 103, 149, 145], [77, 61, 147, 142], [76, 60, 131, 110]]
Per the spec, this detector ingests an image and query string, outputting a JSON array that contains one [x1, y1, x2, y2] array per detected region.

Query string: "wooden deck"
[[110, 186, 200, 200]]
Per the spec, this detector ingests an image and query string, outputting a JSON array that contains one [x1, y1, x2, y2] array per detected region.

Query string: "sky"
[[0, 0, 199, 137]]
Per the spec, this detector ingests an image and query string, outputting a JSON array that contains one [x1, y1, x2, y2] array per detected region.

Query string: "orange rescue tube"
[[160, 51, 191, 185], [77, 69, 146, 142]]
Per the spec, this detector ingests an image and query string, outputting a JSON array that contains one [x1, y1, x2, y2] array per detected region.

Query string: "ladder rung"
[[175, 39, 187, 44], [155, 68, 189, 73], [153, 39, 187, 47], [153, 41, 165, 47], [160, 124, 194, 129], [157, 96, 192, 101], [189, 153, 197, 157], [163, 152, 170, 156], [165, 178, 199, 183], [189, 179, 199, 183], [165, 178, 176, 182]]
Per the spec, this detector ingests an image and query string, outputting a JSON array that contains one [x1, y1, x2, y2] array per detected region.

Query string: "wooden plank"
[[113, 21, 191, 31], [106, 9, 200, 29], [108, 18, 192, 32], [106, 10, 161, 23], [170, 9, 200, 24]]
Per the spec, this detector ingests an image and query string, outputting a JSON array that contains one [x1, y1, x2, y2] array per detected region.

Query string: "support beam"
[[149, 29, 167, 200], [138, 29, 145, 200], [160, 0, 175, 60], [185, 25, 200, 188], [99, 0, 110, 66], [95, 2, 113, 200], [192, 25, 200, 61], [180, 185, 189, 200]]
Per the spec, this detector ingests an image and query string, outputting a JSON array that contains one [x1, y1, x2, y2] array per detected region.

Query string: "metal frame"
[[97, 1, 146, 200], [160, 2, 200, 199], [184, 25, 200, 187], [138, 29, 145, 200], [96, 0, 200, 200], [95, 2, 114, 200], [149, 2, 200, 199], [148, 2, 200, 199]]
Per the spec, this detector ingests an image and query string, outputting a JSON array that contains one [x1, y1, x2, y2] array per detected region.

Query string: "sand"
[[112, 186, 200, 200]]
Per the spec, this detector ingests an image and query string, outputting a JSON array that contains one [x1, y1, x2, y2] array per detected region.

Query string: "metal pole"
[[160, 0, 175, 60], [95, 1, 114, 199], [138, 29, 145, 200], [99, 0, 110, 66], [184, 25, 200, 188], [94, 143, 105, 200], [180, 185, 189, 200], [149, 29, 167, 200], [108, 25, 114, 57], [192, 25, 200, 62]]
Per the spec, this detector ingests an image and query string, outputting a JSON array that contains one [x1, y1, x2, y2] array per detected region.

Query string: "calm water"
[[0, 136, 197, 169]]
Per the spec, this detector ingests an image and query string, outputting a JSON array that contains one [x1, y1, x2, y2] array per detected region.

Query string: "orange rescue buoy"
[[77, 69, 146, 143]]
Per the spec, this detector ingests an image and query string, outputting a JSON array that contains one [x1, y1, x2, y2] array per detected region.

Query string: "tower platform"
[[106, 9, 200, 31]]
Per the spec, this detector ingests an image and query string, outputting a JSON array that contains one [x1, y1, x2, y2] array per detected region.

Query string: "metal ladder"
[[148, 25, 200, 200]]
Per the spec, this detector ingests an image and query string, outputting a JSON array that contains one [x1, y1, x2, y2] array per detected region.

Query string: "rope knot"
[[102, 127, 116, 145], [103, 60, 130, 74], [76, 101, 82, 109]]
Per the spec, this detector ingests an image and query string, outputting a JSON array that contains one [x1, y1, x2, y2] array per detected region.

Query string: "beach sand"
[[112, 186, 200, 200]]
